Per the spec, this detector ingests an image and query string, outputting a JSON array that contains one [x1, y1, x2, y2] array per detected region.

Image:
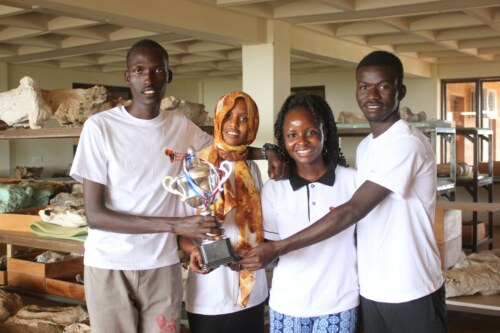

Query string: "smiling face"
[[221, 98, 249, 146], [124, 46, 168, 109], [282, 107, 325, 167], [356, 65, 406, 125]]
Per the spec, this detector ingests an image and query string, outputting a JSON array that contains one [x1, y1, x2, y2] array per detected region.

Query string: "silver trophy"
[[162, 146, 238, 270]]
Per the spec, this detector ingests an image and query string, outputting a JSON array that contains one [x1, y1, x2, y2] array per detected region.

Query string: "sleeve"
[[261, 181, 281, 241], [69, 118, 108, 185], [185, 117, 213, 151]]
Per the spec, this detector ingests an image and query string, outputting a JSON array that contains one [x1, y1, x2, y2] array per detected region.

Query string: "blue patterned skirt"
[[269, 306, 358, 333]]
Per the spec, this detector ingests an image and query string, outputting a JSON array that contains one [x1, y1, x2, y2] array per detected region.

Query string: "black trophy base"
[[200, 238, 238, 270]]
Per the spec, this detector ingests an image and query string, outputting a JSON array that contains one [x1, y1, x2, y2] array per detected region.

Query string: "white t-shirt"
[[185, 160, 268, 315], [70, 106, 212, 270], [355, 119, 444, 303], [263, 165, 359, 317]]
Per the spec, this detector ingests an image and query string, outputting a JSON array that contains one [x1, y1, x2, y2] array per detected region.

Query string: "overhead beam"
[[24, 0, 268, 45], [292, 26, 433, 77], [284, 0, 500, 24]]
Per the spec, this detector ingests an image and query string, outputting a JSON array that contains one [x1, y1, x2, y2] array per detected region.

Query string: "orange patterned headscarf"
[[197, 91, 264, 308]]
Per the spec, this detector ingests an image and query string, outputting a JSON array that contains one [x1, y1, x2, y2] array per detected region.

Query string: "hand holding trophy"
[[162, 146, 238, 270]]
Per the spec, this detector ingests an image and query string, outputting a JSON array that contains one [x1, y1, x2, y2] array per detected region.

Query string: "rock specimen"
[[0, 305, 88, 333], [0, 77, 52, 129], [161, 96, 208, 125], [43, 85, 114, 127], [337, 111, 366, 124], [0, 290, 23, 323]]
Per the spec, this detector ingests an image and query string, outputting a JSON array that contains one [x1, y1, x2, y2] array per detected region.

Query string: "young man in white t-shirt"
[[71, 39, 286, 333], [241, 51, 447, 333]]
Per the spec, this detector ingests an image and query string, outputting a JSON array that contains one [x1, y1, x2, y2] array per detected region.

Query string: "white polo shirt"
[[355, 120, 443, 303], [263, 165, 359, 317], [70, 106, 212, 270]]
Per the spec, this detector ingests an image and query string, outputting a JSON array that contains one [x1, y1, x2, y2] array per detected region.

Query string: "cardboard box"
[[0, 270, 6, 285], [7, 253, 83, 293], [462, 222, 486, 245], [436, 236, 462, 270], [434, 205, 462, 269]]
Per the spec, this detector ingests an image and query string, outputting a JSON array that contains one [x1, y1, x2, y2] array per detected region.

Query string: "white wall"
[[200, 79, 242, 117], [439, 61, 500, 79], [8, 64, 124, 90], [167, 78, 202, 104]]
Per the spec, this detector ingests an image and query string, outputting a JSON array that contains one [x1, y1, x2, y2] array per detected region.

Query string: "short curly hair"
[[357, 50, 404, 84], [274, 91, 347, 168]]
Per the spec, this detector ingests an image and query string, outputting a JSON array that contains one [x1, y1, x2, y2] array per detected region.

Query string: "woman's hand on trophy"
[[239, 241, 279, 271], [189, 247, 213, 274], [173, 215, 221, 240]]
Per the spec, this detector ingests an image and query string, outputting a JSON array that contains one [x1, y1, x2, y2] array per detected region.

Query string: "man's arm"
[[83, 179, 219, 239], [239, 180, 391, 270], [247, 145, 289, 180]]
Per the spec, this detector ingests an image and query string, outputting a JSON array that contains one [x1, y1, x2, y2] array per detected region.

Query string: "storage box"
[[462, 222, 486, 245], [436, 236, 462, 270], [434, 204, 462, 269], [45, 275, 85, 301], [0, 270, 6, 285], [7, 253, 83, 293]]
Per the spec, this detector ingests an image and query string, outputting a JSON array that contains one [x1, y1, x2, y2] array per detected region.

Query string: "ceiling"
[[2, 0, 500, 80]]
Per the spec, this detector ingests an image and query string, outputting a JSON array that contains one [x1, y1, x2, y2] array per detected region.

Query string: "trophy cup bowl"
[[162, 149, 238, 270]]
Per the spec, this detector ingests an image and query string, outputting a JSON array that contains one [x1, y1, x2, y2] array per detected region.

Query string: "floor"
[[13, 228, 500, 333]]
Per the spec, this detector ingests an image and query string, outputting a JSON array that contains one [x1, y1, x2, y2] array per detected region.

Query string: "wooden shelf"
[[337, 120, 455, 137], [0, 230, 84, 254], [446, 294, 500, 317], [0, 127, 81, 139]]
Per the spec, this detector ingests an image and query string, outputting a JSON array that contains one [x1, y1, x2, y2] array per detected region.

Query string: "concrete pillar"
[[242, 20, 290, 180], [242, 20, 290, 145]]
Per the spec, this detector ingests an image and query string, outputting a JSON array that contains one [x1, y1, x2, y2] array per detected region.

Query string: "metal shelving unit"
[[337, 120, 456, 196], [455, 127, 494, 252]]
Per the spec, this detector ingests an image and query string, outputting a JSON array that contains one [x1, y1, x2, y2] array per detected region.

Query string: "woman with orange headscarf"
[[179, 91, 268, 333]]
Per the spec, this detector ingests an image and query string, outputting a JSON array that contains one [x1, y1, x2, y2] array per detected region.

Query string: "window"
[[442, 78, 499, 163]]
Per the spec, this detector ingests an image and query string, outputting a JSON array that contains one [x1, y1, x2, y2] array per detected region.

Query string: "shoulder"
[[382, 121, 429, 151], [335, 165, 356, 177], [262, 178, 290, 195], [85, 106, 122, 125], [164, 110, 193, 125]]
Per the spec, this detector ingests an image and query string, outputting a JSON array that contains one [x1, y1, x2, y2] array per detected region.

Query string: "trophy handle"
[[162, 176, 187, 201], [214, 160, 233, 193]]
